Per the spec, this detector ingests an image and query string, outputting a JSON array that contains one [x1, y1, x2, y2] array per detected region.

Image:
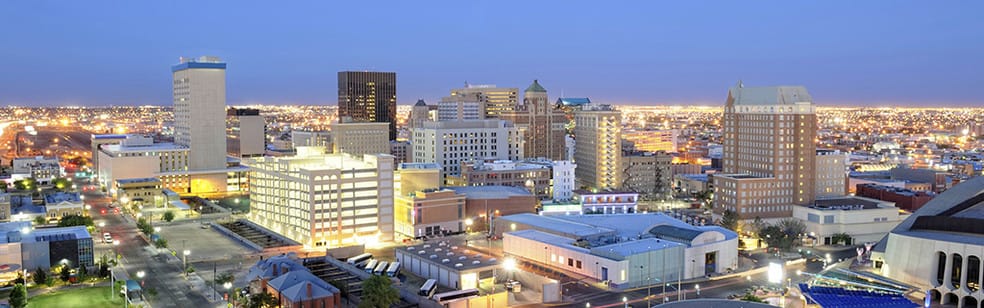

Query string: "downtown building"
[[574, 104, 623, 190], [244, 147, 395, 249], [410, 119, 524, 178], [445, 158, 576, 201], [95, 57, 249, 195], [450, 84, 519, 119], [500, 80, 568, 160], [713, 83, 817, 220], [622, 151, 673, 199], [337, 71, 397, 140], [227, 108, 266, 158]]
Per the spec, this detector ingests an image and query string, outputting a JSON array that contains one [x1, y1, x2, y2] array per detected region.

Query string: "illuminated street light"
[[768, 262, 784, 284], [502, 257, 516, 272]]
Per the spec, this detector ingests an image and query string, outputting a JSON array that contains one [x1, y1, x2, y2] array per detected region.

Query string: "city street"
[[83, 181, 213, 308]]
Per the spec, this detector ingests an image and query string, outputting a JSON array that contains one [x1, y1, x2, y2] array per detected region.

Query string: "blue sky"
[[1, 1, 981, 107]]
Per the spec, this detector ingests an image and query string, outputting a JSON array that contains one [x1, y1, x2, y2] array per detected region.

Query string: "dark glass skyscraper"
[[337, 71, 397, 140]]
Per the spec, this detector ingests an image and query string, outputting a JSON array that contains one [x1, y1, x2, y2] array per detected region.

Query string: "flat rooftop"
[[102, 142, 188, 153], [45, 192, 82, 204], [397, 241, 500, 272], [445, 185, 532, 199], [116, 177, 161, 185], [811, 196, 886, 210], [499, 213, 612, 238], [715, 174, 773, 180]]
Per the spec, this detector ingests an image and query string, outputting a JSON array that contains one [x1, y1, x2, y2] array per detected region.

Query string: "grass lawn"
[[28, 286, 124, 308]]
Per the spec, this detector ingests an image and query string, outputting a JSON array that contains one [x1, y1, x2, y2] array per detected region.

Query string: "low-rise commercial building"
[[446, 186, 537, 221], [446, 159, 568, 200], [497, 213, 738, 289], [856, 183, 935, 212], [0, 221, 94, 278], [394, 189, 466, 239], [395, 241, 501, 290], [115, 178, 165, 208], [43, 192, 85, 221], [12, 156, 63, 185], [541, 190, 639, 215], [793, 196, 908, 246]]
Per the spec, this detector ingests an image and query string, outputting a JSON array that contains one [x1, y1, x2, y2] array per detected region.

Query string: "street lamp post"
[[183, 249, 191, 278], [695, 284, 700, 297], [622, 296, 628, 308], [136, 271, 145, 287]]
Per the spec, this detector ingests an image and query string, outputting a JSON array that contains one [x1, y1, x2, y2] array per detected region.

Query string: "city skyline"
[[0, 1, 981, 107]]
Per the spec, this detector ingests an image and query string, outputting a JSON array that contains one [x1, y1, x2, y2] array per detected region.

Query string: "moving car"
[[103, 233, 113, 243]]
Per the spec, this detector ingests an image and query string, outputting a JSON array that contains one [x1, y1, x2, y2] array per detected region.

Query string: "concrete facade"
[[411, 120, 524, 177], [574, 105, 622, 190]]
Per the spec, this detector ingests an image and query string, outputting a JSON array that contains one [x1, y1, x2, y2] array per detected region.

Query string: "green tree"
[[358, 275, 399, 308], [9, 283, 27, 308], [154, 238, 168, 249], [759, 218, 807, 251], [59, 265, 71, 282], [695, 189, 714, 209], [57, 214, 94, 227], [78, 263, 88, 281], [136, 218, 154, 236], [740, 293, 766, 303], [215, 272, 233, 285], [0, 181, 7, 192], [831, 232, 852, 245], [33, 267, 47, 285], [719, 210, 740, 231], [162, 211, 175, 222], [246, 292, 278, 308], [13, 178, 36, 191], [52, 178, 72, 191], [33, 216, 47, 226]]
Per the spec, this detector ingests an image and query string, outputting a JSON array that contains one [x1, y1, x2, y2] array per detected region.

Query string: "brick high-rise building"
[[500, 80, 567, 160], [337, 71, 397, 140], [714, 83, 817, 219]]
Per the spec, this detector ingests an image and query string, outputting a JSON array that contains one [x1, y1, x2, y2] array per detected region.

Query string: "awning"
[[169, 200, 190, 210]]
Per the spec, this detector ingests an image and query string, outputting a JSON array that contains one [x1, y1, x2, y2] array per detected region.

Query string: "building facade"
[[330, 121, 391, 157], [622, 129, 678, 153], [500, 80, 567, 160], [574, 105, 622, 190], [715, 83, 817, 219], [410, 119, 523, 177], [450, 84, 518, 119], [815, 149, 848, 198], [173, 56, 228, 172], [245, 149, 395, 248], [621, 151, 673, 198], [792, 196, 906, 246], [446, 159, 552, 199], [337, 71, 397, 140], [394, 189, 466, 239], [437, 93, 484, 121], [227, 108, 266, 158]]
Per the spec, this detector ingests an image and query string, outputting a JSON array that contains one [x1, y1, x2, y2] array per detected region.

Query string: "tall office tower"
[[574, 105, 622, 190], [500, 80, 568, 160], [714, 83, 817, 219], [338, 71, 397, 140], [245, 149, 395, 248], [437, 93, 484, 121], [450, 84, 518, 118], [227, 108, 266, 158], [411, 119, 524, 178], [173, 56, 228, 171]]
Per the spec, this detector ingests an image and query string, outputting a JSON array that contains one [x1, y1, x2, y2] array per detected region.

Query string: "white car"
[[103, 233, 113, 243]]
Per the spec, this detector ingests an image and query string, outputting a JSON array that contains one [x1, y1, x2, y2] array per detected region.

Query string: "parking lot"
[[157, 221, 255, 263]]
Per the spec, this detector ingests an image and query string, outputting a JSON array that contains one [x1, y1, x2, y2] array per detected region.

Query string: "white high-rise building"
[[173, 56, 228, 171], [245, 147, 395, 248], [411, 119, 524, 177]]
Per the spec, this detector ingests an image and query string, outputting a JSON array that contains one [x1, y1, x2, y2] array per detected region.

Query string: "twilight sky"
[[1, 1, 981, 107]]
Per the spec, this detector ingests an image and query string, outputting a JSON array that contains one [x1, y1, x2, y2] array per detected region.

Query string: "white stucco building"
[[244, 147, 395, 249], [497, 213, 739, 289], [793, 196, 907, 246], [874, 176, 984, 307], [410, 119, 524, 177]]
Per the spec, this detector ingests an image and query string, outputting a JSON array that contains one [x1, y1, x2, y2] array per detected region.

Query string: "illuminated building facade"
[[337, 71, 397, 140], [245, 148, 395, 248]]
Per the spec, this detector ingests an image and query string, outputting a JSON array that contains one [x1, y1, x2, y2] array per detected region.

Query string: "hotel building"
[[714, 83, 817, 220]]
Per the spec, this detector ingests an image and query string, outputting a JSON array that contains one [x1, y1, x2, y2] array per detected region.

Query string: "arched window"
[[937, 251, 947, 285], [968, 256, 980, 292], [952, 253, 963, 289]]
